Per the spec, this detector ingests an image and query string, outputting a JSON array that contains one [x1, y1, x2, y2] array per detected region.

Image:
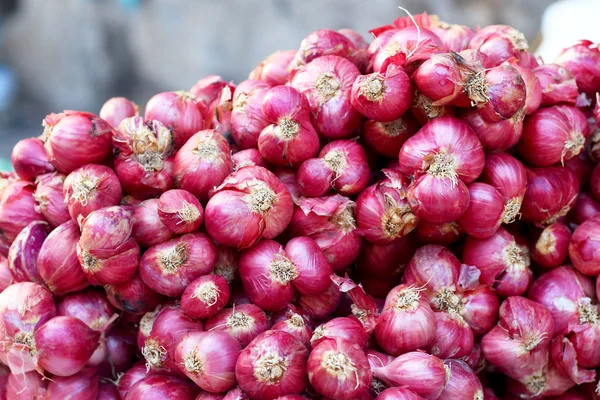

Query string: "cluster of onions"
[[1, 9, 600, 400]]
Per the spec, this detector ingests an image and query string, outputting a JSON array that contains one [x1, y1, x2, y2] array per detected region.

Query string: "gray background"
[[0, 0, 556, 158]]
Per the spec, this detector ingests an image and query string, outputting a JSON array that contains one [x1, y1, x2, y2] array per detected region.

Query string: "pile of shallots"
[[2, 10, 600, 400]]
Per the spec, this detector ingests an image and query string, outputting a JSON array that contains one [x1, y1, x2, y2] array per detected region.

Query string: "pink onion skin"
[[38, 220, 89, 295], [0, 255, 13, 291], [554, 40, 600, 96], [181, 274, 230, 319], [429, 311, 474, 359], [204, 304, 270, 348], [457, 182, 504, 239], [308, 338, 371, 400], [205, 166, 293, 249], [46, 367, 99, 400], [105, 272, 165, 315], [175, 331, 241, 393], [413, 53, 465, 106], [517, 105, 590, 166], [131, 199, 174, 248], [7, 220, 51, 283], [11, 137, 55, 181], [126, 375, 200, 400], [212, 245, 239, 284], [286, 236, 333, 296], [77, 206, 140, 286], [431, 23, 474, 53], [292, 29, 365, 71], [376, 387, 424, 400], [531, 222, 571, 269], [236, 330, 309, 399], [249, 50, 296, 86], [460, 107, 524, 152], [42, 111, 114, 174], [296, 158, 333, 198], [231, 79, 271, 149], [145, 91, 207, 149], [6, 371, 48, 399], [174, 129, 233, 201], [468, 25, 529, 67], [56, 288, 115, 332], [190, 75, 229, 108], [570, 215, 600, 275], [297, 282, 341, 319], [98, 325, 138, 378], [0, 181, 46, 243], [118, 362, 151, 399], [311, 317, 368, 348], [569, 192, 600, 226], [362, 115, 419, 159], [99, 97, 139, 129], [34, 172, 71, 227], [290, 55, 362, 139], [232, 149, 270, 171], [476, 65, 526, 122], [438, 360, 483, 400], [534, 64, 579, 106], [221, 387, 250, 400], [35, 316, 101, 376], [565, 152, 594, 188], [461, 285, 500, 336], [157, 189, 203, 234], [63, 164, 122, 221], [271, 310, 313, 347], [503, 59, 541, 114], [373, 27, 445, 73], [415, 220, 463, 246], [407, 173, 470, 223]]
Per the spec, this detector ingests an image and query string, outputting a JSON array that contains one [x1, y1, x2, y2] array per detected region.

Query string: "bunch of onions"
[[34, 173, 70, 227], [125, 375, 200, 399], [157, 189, 203, 234], [236, 330, 309, 398], [297, 140, 370, 197], [431, 22, 474, 52], [11, 137, 55, 181], [204, 304, 270, 347], [460, 107, 524, 152], [258, 85, 320, 167], [468, 25, 530, 67], [205, 166, 293, 249], [290, 55, 362, 139], [99, 97, 139, 129], [399, 117, 485, 223], [230, 79, 271, 149], [249, 50, 296, 86], [131, 199, 174, 248], [77, 206, 140, 285], [181, 274, 230, 319], [362, 114, 419, 158], [463, 228, 532, 296], [63, 164, 122, 221], [0, 181, 46, 243], [7, 220, 51, 284], [554, 40, 600, 96], [297, 281, 341, 319], [238, 237, 332, 312], [521, 166, 579, 225], [517, 105, 589, 166], [190, 75, 230, 108], [232, 148, 270, 170], [570, 215, 600, 275], [292, 29, 366, 71], [38, 220, 89, 295], [105, 273, 164, 315], [174, 330, 241, 393], [456, 182, 504, 238], [173, 129, 233, 201], [533, 64, 579, 106], [531, 222, 571, 269], [141, 306, 203, 374], [480, 153, 527, 225], [113, 117, 175, 199], [42, 110, 114, 173], [139, 232, 217, 297], [355, 169, 417, 243], [144, 90, 207, 149]]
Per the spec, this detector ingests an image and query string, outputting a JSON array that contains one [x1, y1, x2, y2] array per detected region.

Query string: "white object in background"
[[536, 0, 600, 63]]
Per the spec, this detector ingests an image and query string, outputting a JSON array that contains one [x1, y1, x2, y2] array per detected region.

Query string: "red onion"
[[98, 381, 120, 400], [376, 387, 424, 400], [205, 304, 269, 348], [297, 282, 341, 319], [339, 28, 368, 49], [565, 151, 594, 188], [181, 274, 230, 319], [56, 289, 115, 332], [11, 137, 55, 181], [532, 222, 571, 269], [105, 272, 164, 315], [554, 40, 600, 96], [351, 59, 412, 122], [222, 387, 250, 400], [157, 189, 203, 234], [236, 330, 308, 399], [38, 220, 89, 295], [258, 85, 320, 167], [355, 169, 417, 243], [0, 255, 12, 291], [457, 182, 504, 239], [311, 317, 368, 347], [42, 110, 114, 173], [249, 50, 296, 86], [7, 220, 50, 283], [290, 55, 362, 139], [308, 338, 371, 400], [6, 371, 47, 399], [231, 79, 271, 149], [502, 58, 542, 114], [174, 129, 233, 201], [431, 22, 474, 52], [438, 360, 483, 400], [145, 90, 207, 149], [271, 309, 313, 347], [63, 164, 122, 221], [0, 181, 46, 243], [34, 172, 70, 227], [517, 105, 590, 166], [570, 215, 600, 275], [100, 325, 137, 378], [521, 166, 579, 225], [372, 351, 448, 400], [373, 27, 445, 73], [208, 84, 235, 140], [374, 284, 435, 355], [206, 166, 293, 248], [411, 91, 455, 125], [468, 25, 529, 67], [126, 375, 200, 400], [285, 236, 333, 296], [480, 153, 527, 225], [131, 199, 174, 248], [190, 75, 229, 108], [77, 206, 140, 285], [429, 310, 474, 359], [534, 64, 579, 106], [297, 140, 370, 197], [34, 316, 101, 376], [505, 359, 576, 398], [292, 29, 365, 71], [362, 115, 418, 158], [46, 367, 99, 399], [569, 192, 600, 226], [460, 107, 524, 152], [118, 362, 150, 398], [413, 53, 467, 107], [415, 220, 463, 245], [175, 330, 241, 393], [99, 96, 139, 129], [331, 274, 379, 334], [356, 235, 416, 280], [232, 149, 270, 170], [113, 117, 175, 199]]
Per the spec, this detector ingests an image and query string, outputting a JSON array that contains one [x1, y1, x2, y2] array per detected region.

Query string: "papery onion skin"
[[375, 387, 424, 400], [190, 75, 229, 108], [407, 173, 470, 223], [311, 317, 368, 348], [34, 172, 71, 227], [438, 360, 483, 400], [468, 25, 530, 67], [362, 115, 419, 158], [6, 371, 48, 399], [249, 50, 296, 86], [285, 236, 333, 296], [373, 27, 445, 73], [157, 189, 204, 234], [460, 107, 524, 152], [297, 282, 341, 319], [554, 40, 600, 96], [534, 64, 579, 106], [45, 367, 100, 399], [7, 220, 51, 284], [131, 199, 175, 248], [105, 272, 165, 315], [181, 274, 230, 319], [236, 330, 309, 399], [232, 149, 270, 171], [0, 255, 13, 291], [292, 29, 365, 71], [474, 65, 526, 122], [0, 181, 46, 243], [231, 79, 271, 149], [504, 58, 542, 114], [569, 215, 600, 275], [125, 375, 200, 400], [11, 137, 55, 181], [99, 97, 139, 129], [531, 222, 571, 269], [429, 311, 474, 359], [56, 288, 115, 332], [457, 182, 504, 239], [204, 304, 270, 348]]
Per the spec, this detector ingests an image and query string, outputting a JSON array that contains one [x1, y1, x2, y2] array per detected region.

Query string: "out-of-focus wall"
[[0, 0, 555, 156]]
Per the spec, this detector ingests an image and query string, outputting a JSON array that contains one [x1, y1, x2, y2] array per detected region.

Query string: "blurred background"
[[0, 0, 596, 162]]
